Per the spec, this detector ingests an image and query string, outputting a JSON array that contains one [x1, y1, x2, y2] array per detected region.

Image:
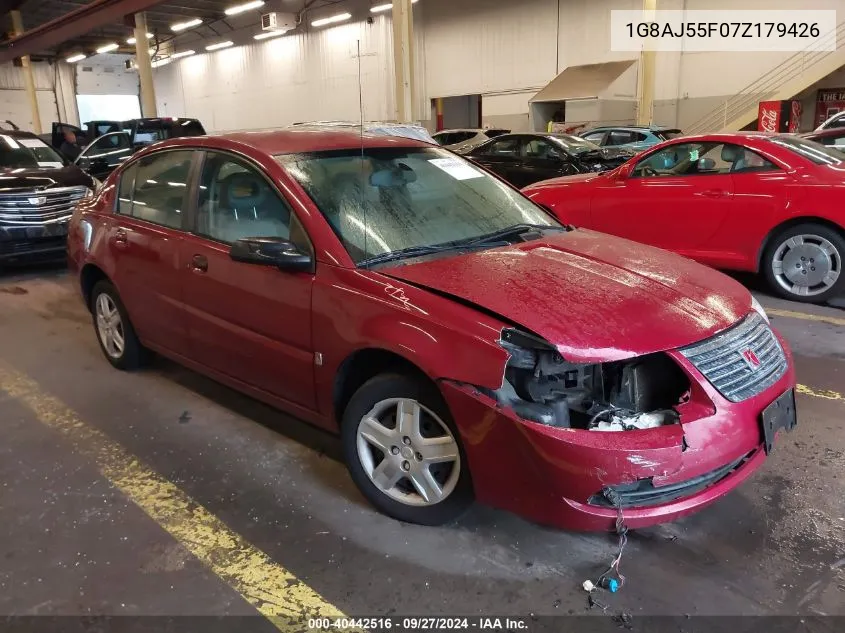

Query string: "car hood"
[[523, 171, 606, 191], [378, 229, 752, 363], [0, 165, 94, 192]]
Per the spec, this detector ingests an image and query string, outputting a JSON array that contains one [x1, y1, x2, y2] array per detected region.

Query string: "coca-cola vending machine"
[[758, 100, 803, 133]]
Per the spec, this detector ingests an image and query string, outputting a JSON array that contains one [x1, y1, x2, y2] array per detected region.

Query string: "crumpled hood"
[[379, 229, 752, 363]]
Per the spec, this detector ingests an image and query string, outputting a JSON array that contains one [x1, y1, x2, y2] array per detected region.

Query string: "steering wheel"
[[641, 165, 658, 177]]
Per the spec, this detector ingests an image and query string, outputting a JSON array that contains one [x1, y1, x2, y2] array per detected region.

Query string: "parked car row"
[[65, 127, 797, 533]]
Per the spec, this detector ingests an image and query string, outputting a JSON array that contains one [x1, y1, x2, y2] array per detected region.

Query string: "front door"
[[469, 136, 522, 185], [589, 141, 737, 254], [180, 151, 316, 409], [516, 136, 580, 186], [76, 131, 134, 180], [105, 149, 195, 356]]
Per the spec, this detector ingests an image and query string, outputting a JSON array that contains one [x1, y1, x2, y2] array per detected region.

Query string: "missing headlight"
[[493, 329, 689, 431]]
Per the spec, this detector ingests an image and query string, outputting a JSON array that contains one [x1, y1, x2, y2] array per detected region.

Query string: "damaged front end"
[[491, 328, 690, 433], [438, 324, 782, 530]]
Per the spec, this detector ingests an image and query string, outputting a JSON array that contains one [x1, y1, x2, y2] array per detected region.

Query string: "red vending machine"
[[757, 100, 803, 132]]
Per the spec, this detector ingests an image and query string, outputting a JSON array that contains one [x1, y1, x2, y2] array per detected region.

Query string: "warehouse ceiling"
[[0, 0, 349, 59]]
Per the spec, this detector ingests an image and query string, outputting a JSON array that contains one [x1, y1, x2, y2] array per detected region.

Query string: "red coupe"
[[524, 133, 845, 303], [67, 130, 796, 531]]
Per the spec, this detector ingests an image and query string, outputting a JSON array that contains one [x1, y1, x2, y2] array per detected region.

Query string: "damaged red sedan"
[[67, 129, 797, 531]]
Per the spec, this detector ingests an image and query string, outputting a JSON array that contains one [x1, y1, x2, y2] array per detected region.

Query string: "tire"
[[90, 280, 148, 370], [341, 373, 473, 526], [762, 223, 845, 303]]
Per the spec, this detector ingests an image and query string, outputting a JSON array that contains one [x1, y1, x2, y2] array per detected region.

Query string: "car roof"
[[436, 129, 483, 133], [801, 128, 845, 138], [586, 125, 679, 132], [214, 128, 433, 154], [0, 129, 40, 140]]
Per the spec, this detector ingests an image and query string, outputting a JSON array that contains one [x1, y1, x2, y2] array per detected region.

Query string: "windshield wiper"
[[359, 244, 468, 268], [358, 224, 567, 268], [457, 223, 567, 247]]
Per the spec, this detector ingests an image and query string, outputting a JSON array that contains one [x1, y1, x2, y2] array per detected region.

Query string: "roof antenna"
[[357, 37, 367, 257]]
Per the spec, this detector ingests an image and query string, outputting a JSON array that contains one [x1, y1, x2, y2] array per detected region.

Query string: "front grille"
[[0, 186, 88, 226], [679, 313, 787, 403], [589, 450, 755, 508]]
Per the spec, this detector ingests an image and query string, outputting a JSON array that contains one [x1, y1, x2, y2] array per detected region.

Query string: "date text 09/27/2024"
[[308, 617, 529, 631]]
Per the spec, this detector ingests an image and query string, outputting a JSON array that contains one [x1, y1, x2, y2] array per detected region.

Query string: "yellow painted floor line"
[[797, 384, 844, 402], [768, 308, 845, 328], [0, 363, 345, 630]]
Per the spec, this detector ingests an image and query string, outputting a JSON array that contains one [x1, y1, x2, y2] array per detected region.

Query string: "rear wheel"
[[762, 223, 844, 303], [91, 280, 148, 370], [341, 374, 473, 526]]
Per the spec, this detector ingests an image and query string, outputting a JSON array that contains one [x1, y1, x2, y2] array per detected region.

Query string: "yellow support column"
[[637, 0, 657, 125], [10, 10, 42, 134]]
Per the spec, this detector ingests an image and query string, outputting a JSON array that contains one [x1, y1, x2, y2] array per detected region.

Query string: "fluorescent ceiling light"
[[171, 18, 202, 32], [151, 58, 172, 68], [96, 42, 119, 54], [311, 12, 351, 27], [254, 29, 288, 40], [371, 0, 418, 11], [66, 53, 86, 63], [205, 41, 234, 51], [126, 33, 153, 44], [171, 50, 196, 59], [225, 0, 265, 16]]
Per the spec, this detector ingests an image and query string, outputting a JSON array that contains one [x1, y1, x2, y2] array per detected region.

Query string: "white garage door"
[[0, 89, 59, 134]]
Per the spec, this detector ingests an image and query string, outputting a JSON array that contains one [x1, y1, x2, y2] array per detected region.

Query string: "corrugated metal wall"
[[154, 16, 397, 133]]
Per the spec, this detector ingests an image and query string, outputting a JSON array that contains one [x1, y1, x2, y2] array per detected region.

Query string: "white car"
[[814, 111, 845, 131]]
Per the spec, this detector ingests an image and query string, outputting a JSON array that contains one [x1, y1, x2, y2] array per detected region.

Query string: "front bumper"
[[0, 222, 69, 263], [441, 330, 796, 532]]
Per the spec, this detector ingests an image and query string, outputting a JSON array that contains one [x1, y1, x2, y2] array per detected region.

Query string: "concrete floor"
[[1, 265, 843, 624]]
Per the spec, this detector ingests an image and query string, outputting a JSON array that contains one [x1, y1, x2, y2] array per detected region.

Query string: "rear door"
[[468, 136, 522, 184], [180, 151, 316, 409], [105, 149, 196, 355]]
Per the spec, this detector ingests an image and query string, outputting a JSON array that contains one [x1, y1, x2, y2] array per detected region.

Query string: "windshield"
[[0, 134, 66, 169], [548, 135, 601, 155], [768, 135, 844, 165], [278, 147, 560, 265]]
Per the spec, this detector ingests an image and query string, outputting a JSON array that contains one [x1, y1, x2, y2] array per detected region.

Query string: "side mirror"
[[615, 163, 633, 179], [229, 237, 313, 273]]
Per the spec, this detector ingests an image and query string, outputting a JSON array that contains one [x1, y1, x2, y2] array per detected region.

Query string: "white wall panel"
[[76, 55, 139, 96], [0, 90, 59, 132], [155, 17, 395, 133], [422, 0, 558, 98]]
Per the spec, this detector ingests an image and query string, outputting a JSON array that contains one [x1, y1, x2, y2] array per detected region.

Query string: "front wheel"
[[762, 224, 845, 303], [341, 374, 473, 526], [91, 280, 148, 370]]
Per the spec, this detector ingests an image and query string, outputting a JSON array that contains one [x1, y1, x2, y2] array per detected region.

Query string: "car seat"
[[212, 171, 290, 242]]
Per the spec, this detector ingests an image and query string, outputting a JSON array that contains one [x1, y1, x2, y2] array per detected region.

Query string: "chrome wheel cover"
[[356, 397, 461, 507], [95, 293, 125, 359], [771, 233, 841, 297]]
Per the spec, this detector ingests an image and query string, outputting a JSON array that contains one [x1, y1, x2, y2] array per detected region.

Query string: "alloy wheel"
[[356, 397, 461, 507], [95, 293, 125, 359], [771, 233, 841, 297]]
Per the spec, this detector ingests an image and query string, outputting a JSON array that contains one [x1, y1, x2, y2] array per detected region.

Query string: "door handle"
[[190, 254, 208, 273], [700, 189, 729, 198], [113, 228, 128, 248]]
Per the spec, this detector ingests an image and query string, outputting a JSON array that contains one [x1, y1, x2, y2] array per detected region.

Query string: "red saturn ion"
[[523, 133, 845, 303], [67, 130, 797, 531]]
